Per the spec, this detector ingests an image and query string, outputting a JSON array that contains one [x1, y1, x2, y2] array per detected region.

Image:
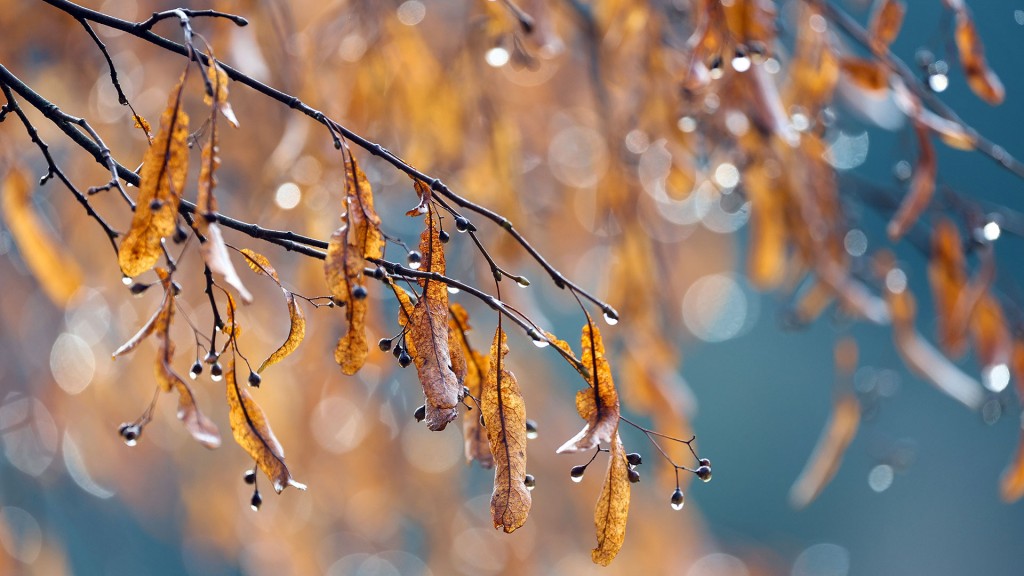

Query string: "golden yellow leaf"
[[789, 393, 859, 508], [450, 304, 493, 467], [591, 433, 630, 566], [483, 326, 531, 532], [118, 76, 189, 277], [204, 61, 239, 128], [557, 318, 620, 454], [258, 291, 306, 373], [239, 248, 280, 282], [745, 161, 788, 289], [1, 167, 83, 305], [887, 124, 935, 241], [407, 211, 461, 430], [226, 363, 306, 493], [927, 219, 968, 356], [840, 57, 889, 92]]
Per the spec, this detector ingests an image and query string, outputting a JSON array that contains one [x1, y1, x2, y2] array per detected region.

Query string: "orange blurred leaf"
[[887, 123, 935, 241], [226, 363, 306, 493], [868, 0, 905, 49], [451, 305, 493, 468], [558, 318, 620, 454], [953, 7, 1004, 105], [1, 166, 83, 305], [789, 393, 859, 508], [118, 76, 189, 277], [483, 326, 531, 532]]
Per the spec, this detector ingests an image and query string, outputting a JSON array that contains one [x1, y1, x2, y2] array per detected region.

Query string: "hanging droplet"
[[244, 469, 257, 485], [248, 372, 262, 387], [414, 404, 426, 422], [210, 362, 224, 382], [407, 251, 423, 270], [626, 452, 642, 466], [438, 230, 450, 243], [189, 361, 203, 380], [352, 285, 368, 300], [398, 351, 412, 368], [121, 275, 133, 286], [696, 465, 712, 483], [525, 419, 539, 440], [603, 309, 619, 326], [378, 338, 392, 352], [130, 283, 150, 297], [447, 286, 460, 295], [515, 276, 530, 288], [250, 490, 263, 511], [524, 474, 536, 490], [204, 351, 219, 365], [627, 468, 641, 483], [455, 216, 471, 232], [532, 338, 549, 349], [570, 465, 586, 483], [118, 423, 140, 447], [670, 487, 685, 510], [731, 50, 751, 72]]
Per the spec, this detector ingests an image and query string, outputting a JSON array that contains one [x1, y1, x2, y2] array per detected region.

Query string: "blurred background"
[[2, 0, 1024, 574]]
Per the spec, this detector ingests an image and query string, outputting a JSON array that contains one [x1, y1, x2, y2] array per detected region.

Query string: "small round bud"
[[524, 474, 536, 490], [626, 452, 642, 466], [438, 230, 451, 243], [392, 343, 404, 359], [244, 469, 257, 485], [172, 225, 188, 244], [372, 267, 385, 280], [398, 351, 413, 368], [248, 372, 262, 387], [407, 251, 422, 269], [119, 423, 141, 446], [210, 362, 224, 382], [149, 198, 164, 211], [204, 351, 219, 365], [414, 404, 426, 422], [627, 468, 641, 484], [696, 465, 712, 483], [351, 285, 368, 300], [525, 419, 538, 440], [378, 338, 393, 352], [250, 490, 263, 511], [570, 465, 586, 483], [130, 282, 150, 296], [455, 216, 471, 232], [670, 488, 685, 510], [698, 458, 711, 468], [189, 361, 203, 380]]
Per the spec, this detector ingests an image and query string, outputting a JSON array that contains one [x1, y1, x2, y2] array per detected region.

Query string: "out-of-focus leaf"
[[1002, 342, 1024, 501], [840, 58, 889, 92], [887, 124, 935, 240], [591, 433, 630, 566], [557, 319, 620, 454], [450, 304, 493, 467], [952, 6, 1004, 105], [789, 392, 859, 508], [483, 326, 531, 532], [226, 364, 305, 493], [927, 219, 968, 356], [969, 293, 1011, 370], [745, 161, 787, 289], [118, 76, 189, 277], [406, 210, 461, 430], [1, 167, 83, 305], [868, 0, 905, 49], [257, 291, 306, 373], [111, 295, 164, 358]]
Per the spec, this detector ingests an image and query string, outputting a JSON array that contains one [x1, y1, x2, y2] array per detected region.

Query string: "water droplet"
[[603, 310, 619, 325], [983, 221, 1002, 241], [485, 46, 510, 68], [121, 275, 132, 286], [447, 286, 460, 294], [670, 487, 685, 510], [571, 474, 584, 483], [525, 419, 538, 440], [532, 338, 549, 348], [515, 276, 530, 288], [731, 54, 751, 72], [524, 474, 536, 490], [211, 372, 223, 382], [696, 465, 712, 483], [250, 490, 263, 511], [123, 437, 137, 447]]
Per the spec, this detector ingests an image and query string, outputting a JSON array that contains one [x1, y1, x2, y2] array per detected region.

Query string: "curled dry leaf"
[[451, 304, 493, 468], [789, 392, 859, 509], [258, 291, 306, 373], [118, 76, 189, 277], [591, 433, 630, 566], [325, 156, 384, 375], [557, 319, 620, 454], [204, 61, 239, 128], [887, 123, 935, 241], [1, 167, 83, 305], [483, 326, 531, 532], [239, 248, 280, 282], [200, 224, 253, 304], [406, 209, 461, 430], [952, 6, 1004, 105], [226, 364, 306, 493]]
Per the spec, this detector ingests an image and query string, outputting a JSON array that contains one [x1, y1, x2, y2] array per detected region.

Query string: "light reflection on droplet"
[[928, 73, 949, 93], [885, 268, 907, 294], [396, 0, 426, 26], [868, 464, 894, 493], [571, 475, 583, 484], [274, 182, 302, 210], [983, 363, 1011, 393], [731, 54, 751, 72], [532, 339, 550, 348], [791, 543, 850, 576], [603, 312, 619, 326], [843, 229, 868, 257], [682, 274, 749, 343], [447, 286, 460, 294], [983, 221, 1001, 241], [50, 332, 95, 395], [121, 275, 132, 286], [0, 507, 42, 564], [485, 47, 510, 68]]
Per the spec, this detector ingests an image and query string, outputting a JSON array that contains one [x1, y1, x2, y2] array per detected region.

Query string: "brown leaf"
[[591, 432, 630, 566], [927, 219, 968, 356], [406, 211, 461, 430], [200, 223, 253, 304], [840, 57, 889, 92], [868, 0, 905, 49], [405, 179, 432, 216], [226, 363, 306, 493], [450, 304, 493, 467], [887, 123, 935, 241], [483, 326, 531, 532], [239, 248, 280, 282], [258, 291, 306, 373], [204, 61, 239, 128], [557, 318, 620, 454], [953, 7, 1004, 105], [789, 392, 859, 509], [1, 167, 83, 305], [118, 76, 189, 277]]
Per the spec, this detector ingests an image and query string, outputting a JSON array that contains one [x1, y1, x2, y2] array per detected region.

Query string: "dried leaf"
[[200, 223, 253, 304], [118, 76, 189, 277], [745, 161, 788, 289], [483, 326, 531, 532], [1, 167, 83, 305], [887, 123, 935, 240], [789, 392, 859, 508], [928, 219, 968, 356], [557, 318, 620, 454], [111, 292, 166, 358], [258, 291, 306, 373], [450, 304, 493, 467], [239, 248, 280, 282], [591, 433, 630, 566], [969, 293, 1011, 369], [840, 57, 889, 92], [953, 8, 1004, 105], [868, 0, 905, 49], [204, 60, 239, 128], [226, 364, 306, 493], [405, 179, 432, 216], [407, 211, 461, 430]]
